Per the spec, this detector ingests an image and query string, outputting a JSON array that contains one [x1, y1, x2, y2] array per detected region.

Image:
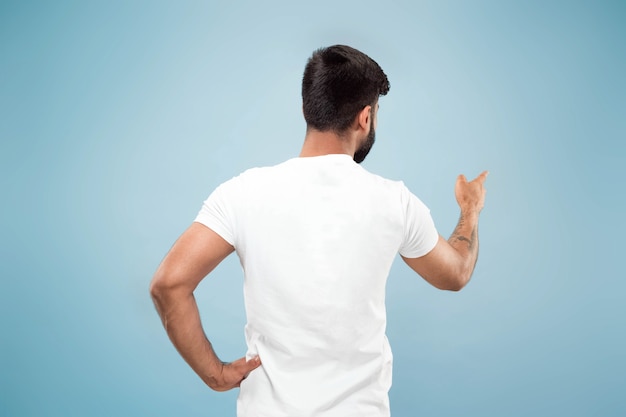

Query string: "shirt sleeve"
[[398, 183, 439, 258], [194, 179, 237, 246]]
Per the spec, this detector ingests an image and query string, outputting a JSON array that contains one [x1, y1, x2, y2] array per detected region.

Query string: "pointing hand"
[[454, 171, 488, 213]]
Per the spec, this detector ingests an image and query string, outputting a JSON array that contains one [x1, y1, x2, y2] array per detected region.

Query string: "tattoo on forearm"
[[450, 214, 478, 253], [453, 234, 473, 247], [447, 212, 481, 279]]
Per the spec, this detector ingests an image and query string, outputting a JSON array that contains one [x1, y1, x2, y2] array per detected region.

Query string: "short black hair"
[[302, 45, 390, 133]]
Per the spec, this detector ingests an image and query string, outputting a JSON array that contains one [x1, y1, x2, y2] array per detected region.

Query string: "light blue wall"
[[1, 1, 624, 416]]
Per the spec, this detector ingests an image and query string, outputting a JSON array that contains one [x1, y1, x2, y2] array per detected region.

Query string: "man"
[[150, 45, 487, 416]]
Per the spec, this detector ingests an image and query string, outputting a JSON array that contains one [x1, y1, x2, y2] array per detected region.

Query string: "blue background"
[[1, 1, 624, 416]]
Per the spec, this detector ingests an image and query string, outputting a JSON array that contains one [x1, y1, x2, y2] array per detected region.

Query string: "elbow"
[[149, 275, 166, 303], [441, 271, 471, 292], [149, 269, 178, 302], [149, 277, 162, 300], [440, 280, 463, 292], [421, 270, 470, 292], [149, 266, 194, 304], [444, 259, 474, 291], [445, 280, 466, 292]]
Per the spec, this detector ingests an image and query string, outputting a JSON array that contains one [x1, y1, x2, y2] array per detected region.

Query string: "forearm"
[[448, 208, 480, 284], [403, 171, 487, 291], [150, 225, 260, 391], [151, 287, 223, 387]]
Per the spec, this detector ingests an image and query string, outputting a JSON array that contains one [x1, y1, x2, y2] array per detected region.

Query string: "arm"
[[402, 171, 488, 291], [149, 222, 261, 391]]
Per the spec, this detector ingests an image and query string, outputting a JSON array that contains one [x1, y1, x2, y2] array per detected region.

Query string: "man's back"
[[195, 154, 438, 416], [150, 44, 486, 417]]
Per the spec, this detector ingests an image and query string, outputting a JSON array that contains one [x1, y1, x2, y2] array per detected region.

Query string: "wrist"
[[459, 207, 480, 221]]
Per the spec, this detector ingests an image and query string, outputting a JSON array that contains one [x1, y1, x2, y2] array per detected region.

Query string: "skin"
[[150, 103, 487, 391], [402, 171, 487, 291], [150, 225, 254, 391], [300, 103, 377, 159]]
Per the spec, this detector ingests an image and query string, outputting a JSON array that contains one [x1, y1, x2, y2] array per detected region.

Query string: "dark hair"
[[302, 45, 390, 133]]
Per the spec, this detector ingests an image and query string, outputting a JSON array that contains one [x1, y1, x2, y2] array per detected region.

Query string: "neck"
[[299, 128, 357, 158]]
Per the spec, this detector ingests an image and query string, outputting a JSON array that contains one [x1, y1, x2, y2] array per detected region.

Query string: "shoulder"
[[360, 170, 431, 214], [224, 164, 284, 192], [210, 159, 294, 198], [357, 166, 410, 197], [235, 158, 296, 180]]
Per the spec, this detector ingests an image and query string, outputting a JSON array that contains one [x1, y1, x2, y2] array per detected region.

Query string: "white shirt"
[[195, 154, 438, 417]]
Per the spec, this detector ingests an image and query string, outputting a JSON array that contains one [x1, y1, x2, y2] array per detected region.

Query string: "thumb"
[[242, 355, 262, 372]]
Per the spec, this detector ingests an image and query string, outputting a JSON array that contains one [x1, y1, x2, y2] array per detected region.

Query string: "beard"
[[353, 123, 375, 164]]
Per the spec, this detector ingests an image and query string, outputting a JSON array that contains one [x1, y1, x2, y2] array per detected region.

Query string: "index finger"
[[473, 170, 489, 184]]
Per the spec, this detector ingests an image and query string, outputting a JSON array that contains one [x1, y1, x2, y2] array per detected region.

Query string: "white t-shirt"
[[195, 154, 438, 417]]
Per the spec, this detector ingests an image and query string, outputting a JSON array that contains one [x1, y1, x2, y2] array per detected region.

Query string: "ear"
[[356, 105, 372, 132]]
